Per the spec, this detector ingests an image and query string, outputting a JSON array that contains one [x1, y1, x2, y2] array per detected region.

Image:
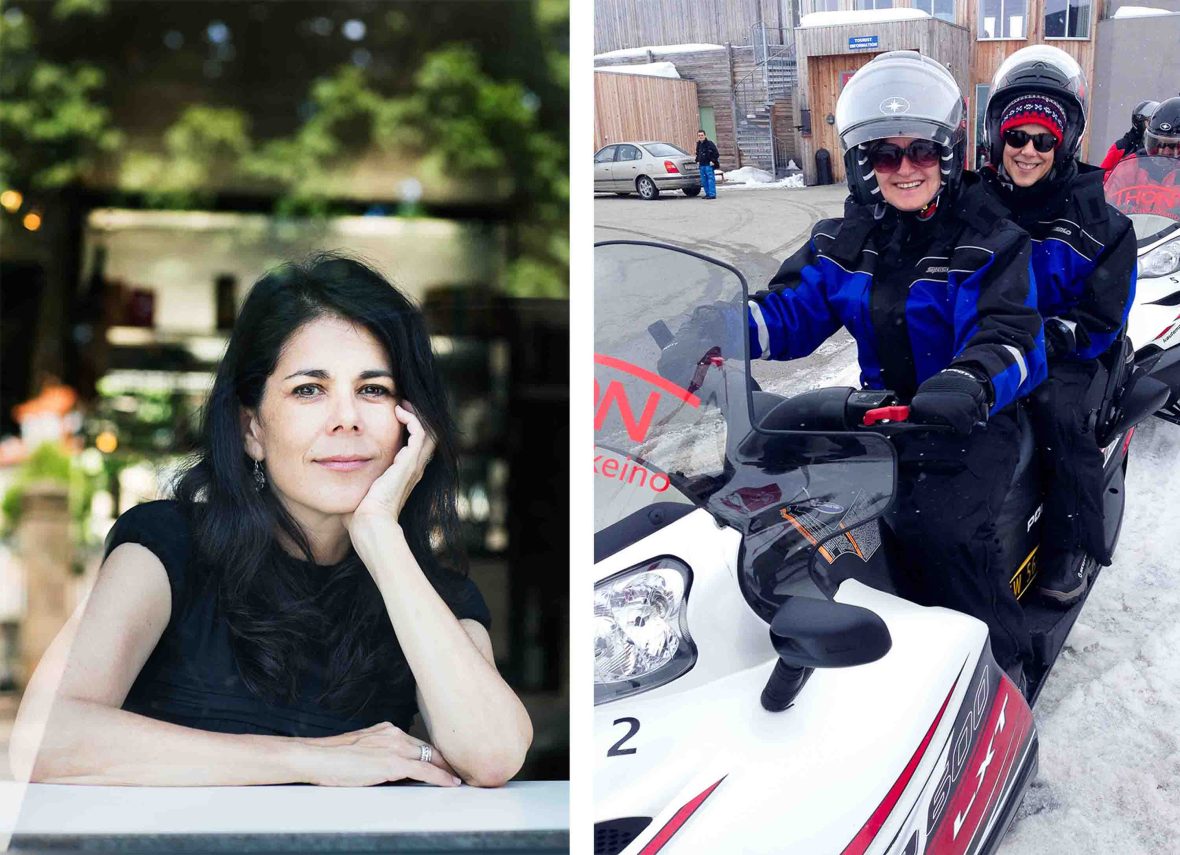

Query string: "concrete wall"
[[1090, 13, 1180, 165]]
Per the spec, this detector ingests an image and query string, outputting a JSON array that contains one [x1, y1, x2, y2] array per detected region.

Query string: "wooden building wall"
[[595, 0, 794, 53], [595, 47, 752, 169], [593, 72, 702, 154]]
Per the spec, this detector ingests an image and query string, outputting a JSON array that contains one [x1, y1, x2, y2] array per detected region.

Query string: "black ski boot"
[[1036, 548, 1091, 607]]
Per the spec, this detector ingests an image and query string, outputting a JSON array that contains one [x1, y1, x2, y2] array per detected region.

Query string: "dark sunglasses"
[[1002, 128, 1059, 153], [866, 139, 941, 173]]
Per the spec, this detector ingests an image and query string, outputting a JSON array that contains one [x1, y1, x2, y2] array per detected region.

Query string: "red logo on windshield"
[[594, 354, 701, 442], [1109, 183, 1180, 216]]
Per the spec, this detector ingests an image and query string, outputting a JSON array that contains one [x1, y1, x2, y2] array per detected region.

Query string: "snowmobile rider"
[[1143, 97, 1180, 159], [979, 46, 1137, 607], [1103, 98, 1180, 208], [660, 51, 1046, 685], [1099, 99, 1158, 175]]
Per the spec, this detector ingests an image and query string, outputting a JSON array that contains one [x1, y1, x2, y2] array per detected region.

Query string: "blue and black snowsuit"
[[981, 162, 1137, 565], [749, 173, 1047, 670]]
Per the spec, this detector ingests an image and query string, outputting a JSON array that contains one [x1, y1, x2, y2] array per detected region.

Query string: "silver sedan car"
[[594, 141, 701, 200]]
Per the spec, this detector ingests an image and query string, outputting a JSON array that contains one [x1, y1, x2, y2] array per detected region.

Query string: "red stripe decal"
[[638, 776, 726, 854], [840, 674, 962, 855], [594, 353, 703, 407], [928, 676, 1035, 854]]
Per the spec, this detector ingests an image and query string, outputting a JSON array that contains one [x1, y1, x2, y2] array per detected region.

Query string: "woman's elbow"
[[462, 721, 533, 788]]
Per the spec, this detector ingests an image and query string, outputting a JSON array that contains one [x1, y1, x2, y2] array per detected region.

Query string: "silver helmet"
[[836, 51, 967, 206]]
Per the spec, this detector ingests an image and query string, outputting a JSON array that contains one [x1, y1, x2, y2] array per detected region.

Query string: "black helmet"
[[835, 51, 966, 206], [1133, 100, 1160, 132], [984, 45, 1087, 169], [1145, 97, 1180, 157]]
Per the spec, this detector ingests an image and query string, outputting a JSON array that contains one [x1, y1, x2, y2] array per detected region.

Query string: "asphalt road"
[[593, 183, 849, 285]]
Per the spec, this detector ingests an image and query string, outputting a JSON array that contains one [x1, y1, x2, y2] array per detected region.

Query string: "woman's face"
[[242, 315, 403, 525], [874, 137, 942, 211], [1002, 122, 1055, 187]]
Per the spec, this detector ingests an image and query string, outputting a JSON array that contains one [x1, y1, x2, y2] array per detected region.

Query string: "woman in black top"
[[10, 254, 532, 787]]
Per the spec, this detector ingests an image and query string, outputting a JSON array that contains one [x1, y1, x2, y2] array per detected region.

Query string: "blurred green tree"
[[1, 0, 569, 297]]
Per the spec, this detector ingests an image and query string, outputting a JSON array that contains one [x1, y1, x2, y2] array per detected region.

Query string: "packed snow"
[[800, 8, 930, 28], [594, 62, 681, 80], [594, 43, 725, 60], [1002, 414, 1180, 854], [1111, 5, 1174, 17], [721, 167, 805, 189]]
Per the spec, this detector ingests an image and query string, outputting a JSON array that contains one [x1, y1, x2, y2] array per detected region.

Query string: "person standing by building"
[[980, 46, 1137, 606], [695, 130, 720, 200]]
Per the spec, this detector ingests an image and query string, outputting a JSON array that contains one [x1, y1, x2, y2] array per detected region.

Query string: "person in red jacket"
[[1100, 100, 1158, 175]]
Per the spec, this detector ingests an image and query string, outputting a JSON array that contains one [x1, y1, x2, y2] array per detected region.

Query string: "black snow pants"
[[1027, 358, 1108, 563], [884, 408, 1033, 672]]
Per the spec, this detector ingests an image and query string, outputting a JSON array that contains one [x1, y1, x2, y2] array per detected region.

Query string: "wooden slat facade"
[[593, 71, 702, 155], [595, 0, 792, 53], [595, 47, 754, 169]]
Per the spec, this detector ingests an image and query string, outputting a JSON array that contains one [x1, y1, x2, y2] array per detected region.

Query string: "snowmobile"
[[592, 221, 1180, 852]]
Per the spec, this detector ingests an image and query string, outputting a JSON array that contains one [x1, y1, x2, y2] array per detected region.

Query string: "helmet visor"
[[1146, 129, 1180, 157]]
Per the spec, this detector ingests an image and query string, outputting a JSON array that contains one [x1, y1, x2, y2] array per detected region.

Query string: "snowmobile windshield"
[[594, 241, 897, 622], [1104, 156, 1180, 247]]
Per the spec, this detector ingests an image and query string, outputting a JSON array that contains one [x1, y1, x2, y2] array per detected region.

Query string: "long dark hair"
[[173, 253, 465, 712]]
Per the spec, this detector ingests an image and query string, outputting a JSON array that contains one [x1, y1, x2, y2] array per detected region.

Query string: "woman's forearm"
[[11, 696, 310, 786], [357, 526, 532, 786]]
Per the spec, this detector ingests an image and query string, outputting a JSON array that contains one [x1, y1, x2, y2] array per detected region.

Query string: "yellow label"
[[1011, 547, 1038, 601]]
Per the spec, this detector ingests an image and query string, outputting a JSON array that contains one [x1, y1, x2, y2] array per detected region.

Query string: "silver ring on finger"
[[419, 743, 433, 764]]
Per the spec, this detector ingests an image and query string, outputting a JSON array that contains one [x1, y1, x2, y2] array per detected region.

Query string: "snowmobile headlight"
[[594, 557, 696, 704], [1141, 238, 1180, 278]]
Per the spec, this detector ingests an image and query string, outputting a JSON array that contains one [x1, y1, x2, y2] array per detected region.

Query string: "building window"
[[853, 0, 894, 9], [914, 0, 956, 21], [1044, 0, 1091, 37], [978, 0, 1027, 38], [806, 0, 839, 12]]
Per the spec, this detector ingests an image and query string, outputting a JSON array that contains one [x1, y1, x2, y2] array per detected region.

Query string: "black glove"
[[1044, 317, 1077, 360], [909, 367, 991, 436], [656, 301, 741, 390]]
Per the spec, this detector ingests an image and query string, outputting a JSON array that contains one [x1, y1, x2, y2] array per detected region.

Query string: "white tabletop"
[[0, 780, 569, 852]]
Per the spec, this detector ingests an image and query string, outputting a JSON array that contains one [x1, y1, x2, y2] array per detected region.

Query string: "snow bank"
[[1001, 416, 1180, 854], [594, 43, 724, 60], [594, 62, 681, 80], [721, 167, 805, 190], [1111, 5, 1174, 17], [800, 8, 930, 27]]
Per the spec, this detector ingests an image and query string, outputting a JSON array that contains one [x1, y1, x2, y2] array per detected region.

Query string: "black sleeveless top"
[[104, 501, 491, 737]]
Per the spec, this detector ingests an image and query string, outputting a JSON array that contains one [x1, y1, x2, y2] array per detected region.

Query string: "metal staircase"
[[734, 25, 797, 176]]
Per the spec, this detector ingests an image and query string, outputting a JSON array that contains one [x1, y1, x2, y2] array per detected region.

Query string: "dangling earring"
[[253, 459, 266, 492]]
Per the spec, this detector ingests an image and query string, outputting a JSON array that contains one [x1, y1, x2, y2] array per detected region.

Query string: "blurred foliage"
[[0, 441, 102, 548], [0, 0, 569, 296], [0, 1, 122, 190]]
